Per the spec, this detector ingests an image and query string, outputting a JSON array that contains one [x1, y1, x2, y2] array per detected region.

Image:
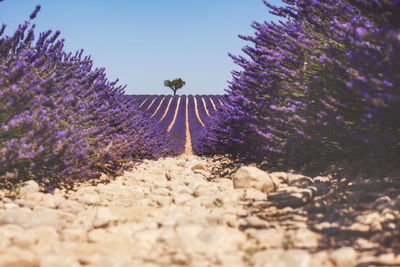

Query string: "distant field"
[[127, 95, 226, 153]]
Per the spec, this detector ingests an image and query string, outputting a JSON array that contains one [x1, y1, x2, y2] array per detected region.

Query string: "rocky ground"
[[0, 155, 399, 267]]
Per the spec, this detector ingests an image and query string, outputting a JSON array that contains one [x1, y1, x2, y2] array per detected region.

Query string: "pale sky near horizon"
[[1, 0, 284, 95]]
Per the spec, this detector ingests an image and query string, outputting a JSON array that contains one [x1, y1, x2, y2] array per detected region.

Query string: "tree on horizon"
[[164, 78, 186, 95]]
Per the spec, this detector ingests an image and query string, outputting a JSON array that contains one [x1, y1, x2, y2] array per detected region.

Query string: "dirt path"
[[0, 155, 399, 266]]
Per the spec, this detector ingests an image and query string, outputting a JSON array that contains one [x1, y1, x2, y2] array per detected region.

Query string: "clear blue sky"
[[1, 0, 284, 95]]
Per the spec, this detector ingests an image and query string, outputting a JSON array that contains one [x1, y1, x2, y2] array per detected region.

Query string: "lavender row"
[[195, 0, 400, 175], [169, 96, 187, 146], [0, 5, 183, 189], [187, 96, 205, 147]]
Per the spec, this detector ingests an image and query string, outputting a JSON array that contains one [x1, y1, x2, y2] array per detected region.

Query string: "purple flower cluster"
[[197, 0, 400, 175], [0, 5, 181, 189]]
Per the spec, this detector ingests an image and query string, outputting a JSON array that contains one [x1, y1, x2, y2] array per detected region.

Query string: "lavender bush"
[[197, 0, 400, 175], [0, 5, 181, 189]]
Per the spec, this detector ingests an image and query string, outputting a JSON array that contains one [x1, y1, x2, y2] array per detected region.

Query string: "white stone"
[[25, 192, 44, 202], [243, 188, 267, 201], [288, 228, 320, 248], [41, 194, 63, 209], [40, 252, 81, 267], [270, 172, 288, 183], [193, 183, 219, 197], [20, 180, 40, 195], [87, 228, 109, 243], [0, 247, 39, 267], [176, 224, 246, 255], [0, 232, 10, 249], [58, 199, 85, 214], [63, 228, 87, 242], [356, 212, 381, 224], [4, 203, 19, 209], [173, 193, 193, 206], [93, 207, 116, 228], [329, 247, 357, 266], [247, 228, 285, 248], [0, 209, 62, 229], [253, 249, 311, 267], [80, 193, 101, 205], [232, 166, 276, 193], [185, 176, 207, 191]]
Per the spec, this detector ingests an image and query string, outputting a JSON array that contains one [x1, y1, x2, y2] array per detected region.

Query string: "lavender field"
[[1, 0, 400, 266], [127, 95, 226, 153], [1, 0, 399, 186]]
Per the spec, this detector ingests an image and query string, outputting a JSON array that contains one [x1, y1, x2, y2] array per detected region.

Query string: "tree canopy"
[[164, 78, 186, 95]]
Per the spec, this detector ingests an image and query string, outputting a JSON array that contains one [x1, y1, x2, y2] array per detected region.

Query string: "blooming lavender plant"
[[197, 0, 400, 175], [0, 5, 182, 189]]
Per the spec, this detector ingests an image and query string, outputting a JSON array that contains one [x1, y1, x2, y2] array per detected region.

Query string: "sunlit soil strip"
[[139, 97, 149, 108], [150, 97, 165, 118], [145, 97, 157, 111], [209, 97, 217, 111], [184, 96, 193, 154], [218, 98, 225, 107], [193, 96, 205, 127], [157, 97, 173, 124], [201, 97, 210, 117], [167, 96, 181, 132]]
